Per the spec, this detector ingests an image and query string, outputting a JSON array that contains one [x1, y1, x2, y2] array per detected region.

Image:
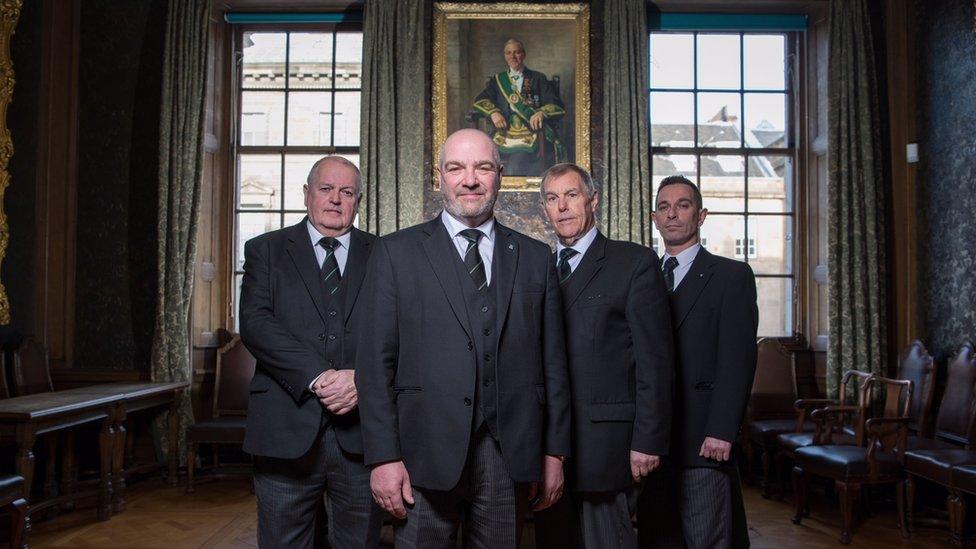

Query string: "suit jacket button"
[[464, 397, 472, 406], [467, 341, 474, 351], [317, 333, 326, 341]]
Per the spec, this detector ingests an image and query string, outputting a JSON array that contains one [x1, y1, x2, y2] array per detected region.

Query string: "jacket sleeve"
[[703, 263, 759, 443], [627, 250, 675, 455], [354, 238, 402, 465], [239, 237, 323, 403], [542, 253, 572, 457]]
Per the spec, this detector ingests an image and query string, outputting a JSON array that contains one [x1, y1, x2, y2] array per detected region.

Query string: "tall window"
[[649, 31, 796, 337], [233, 27, 363, 322]]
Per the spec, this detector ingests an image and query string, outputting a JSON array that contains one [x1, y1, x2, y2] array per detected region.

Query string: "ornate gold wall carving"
[[0, 0, 22, 325]]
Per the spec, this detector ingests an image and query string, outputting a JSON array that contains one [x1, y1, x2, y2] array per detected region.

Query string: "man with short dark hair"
[[240, 156, 383, 548], [356, 129, 572, 548], [640, 175, 758, 548], [534, 163, 673, 548]]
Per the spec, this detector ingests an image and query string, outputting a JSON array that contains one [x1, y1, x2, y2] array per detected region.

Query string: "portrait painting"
[[433, 3, 590, 190]]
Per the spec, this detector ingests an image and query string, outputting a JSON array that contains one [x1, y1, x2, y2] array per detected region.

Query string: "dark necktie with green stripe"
[[318, 237, 342, 296], [460, 229, 488, 292]]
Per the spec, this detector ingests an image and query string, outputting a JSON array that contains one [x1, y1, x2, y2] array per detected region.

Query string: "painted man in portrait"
[[472, 38, 567, 177]]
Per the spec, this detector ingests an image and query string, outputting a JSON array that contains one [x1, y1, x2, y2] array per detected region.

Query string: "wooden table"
[[61, 382, 189, 513]]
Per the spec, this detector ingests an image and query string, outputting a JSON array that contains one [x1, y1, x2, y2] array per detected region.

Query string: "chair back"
[[934, 341, 976, 447], [213, 335, 257, 417], [7, 338, 53, 397], [896, 340, 936, 436], [864, 376, 913, 464], [746, 338, 797, 421], [0, 352, 9, 399], [839, 370, 875, 445]]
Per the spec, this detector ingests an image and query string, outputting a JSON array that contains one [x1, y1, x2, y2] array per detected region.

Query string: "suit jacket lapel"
[[670, 247, 717, 330], [421, 218, 473, 340], [494, 222, 519, 336], [285, 219, 328, 324], [561, 232, 607, 309], [342, 228, 370, 324]]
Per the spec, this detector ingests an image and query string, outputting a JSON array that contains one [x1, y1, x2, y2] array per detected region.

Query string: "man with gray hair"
[[534, 163, 674, 548], [240, 156, 383, 547], [356, 129, 571, 547]]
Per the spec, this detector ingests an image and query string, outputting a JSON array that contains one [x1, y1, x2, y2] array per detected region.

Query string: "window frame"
[[648, 28, 803, 339]]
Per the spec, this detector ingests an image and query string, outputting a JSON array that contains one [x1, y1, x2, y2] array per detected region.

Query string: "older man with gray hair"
[[534, 163, 674, 549], [240, 155, 383, 548]]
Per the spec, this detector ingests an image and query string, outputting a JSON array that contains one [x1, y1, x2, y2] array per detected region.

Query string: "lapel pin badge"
[[508, 243, 514, 250]]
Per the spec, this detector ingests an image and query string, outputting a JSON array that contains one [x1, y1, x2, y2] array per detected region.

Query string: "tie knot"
[[663, 256, 679, 273], [318, 237, 340, 251], [460, 229, 482, 245], [559, 248, 579, 262]]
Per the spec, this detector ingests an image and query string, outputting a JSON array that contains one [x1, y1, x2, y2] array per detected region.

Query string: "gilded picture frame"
[[0, 0, 22, 325], [432, 2, 590, 191]]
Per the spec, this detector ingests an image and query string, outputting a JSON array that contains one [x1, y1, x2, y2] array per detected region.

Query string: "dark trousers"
[[535, 486, 640, 549], [396, 427, 528, 548], [254, 425, 384, 549]]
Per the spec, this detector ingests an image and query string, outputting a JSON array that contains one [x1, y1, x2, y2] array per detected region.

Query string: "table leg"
[[44, 435, 59, 517], [9, 497, 27, 549], [14, 425, 36, 500], [98, 418, 114, 521], [113, 406, 127, 514], [60, 430, 77, 512], [168, 397, 180, 486]]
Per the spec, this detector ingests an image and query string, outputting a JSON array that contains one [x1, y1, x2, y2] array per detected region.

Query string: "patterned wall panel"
[[915, 0, 976, 360]]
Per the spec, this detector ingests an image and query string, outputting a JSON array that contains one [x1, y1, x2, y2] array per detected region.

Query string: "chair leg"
[[837, 480, 860, 545], [186, 442, 196, 494], [896, 478, 908, 539], [761, 447, 773, 499], [791, 465, 806, 524], [948, 493, 966, 548], [8, 497, 27, 549], [906, 476, 916, 534]]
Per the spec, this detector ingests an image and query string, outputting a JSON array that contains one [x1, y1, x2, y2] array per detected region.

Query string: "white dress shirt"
[[662, 243, 702, 290], [555, 226, 599, 274], [441, 210, 495, 286], [509, 69, 523, 91], [307, 220, 351, 275]]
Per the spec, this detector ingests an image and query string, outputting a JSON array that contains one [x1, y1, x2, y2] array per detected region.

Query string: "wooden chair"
[[0, 350, 10, 399], [903, 341, 976, 533], [186, 335, 256, 493], [744, 338, 814, 498], [7, 337, 53, 397], [897, 341, 937, 440], [774, 370, 874, 499], [792, 376, 914, 544], [0, 474, 27, 549]]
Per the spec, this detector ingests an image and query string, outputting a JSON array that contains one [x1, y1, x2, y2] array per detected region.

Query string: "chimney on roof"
[[708, 106, 738, 123]]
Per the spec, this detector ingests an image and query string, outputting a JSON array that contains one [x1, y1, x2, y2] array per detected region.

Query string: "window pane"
[[288, 32, 334, 90], [757, 277, 793, 336], [744, 35, 786, 90], [652, 154, 697, 185], [237, 212, 282, 270], [333, 92, 361, 146], [284, 212, 306, 227], [749, 156, 793, 213], [287, 92, 332, 146], [697, 92, 741, 148], [283, 154, 322, 210], [700, 155, 744, 212], [241, 91, 285, 145], [699, 214, 744, 261], [234, 273, 243, 331], [650, 91, 694, 146], [242, 32, 286, 90], [697, 34, 740, 90], [749, 215, 792, 275], [650, 33, 694, 89], [238, 154, 281, 210], [335, 32, 364, 89], [744, 93, 786, 148]]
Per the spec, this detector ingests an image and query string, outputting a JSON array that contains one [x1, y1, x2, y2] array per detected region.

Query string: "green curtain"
[[360, 0, 428, 235], [826, 0, 887, 399], [150, 0, 211, 464], [601, 0, 651, 245]]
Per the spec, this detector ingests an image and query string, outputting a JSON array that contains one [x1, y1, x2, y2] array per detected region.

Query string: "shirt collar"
[[556, 226, 598, 257], [307, 219, 352, 250], [664, 242, 702, 266], [509, 69, 523, 78], [441, 210, 495, 244]]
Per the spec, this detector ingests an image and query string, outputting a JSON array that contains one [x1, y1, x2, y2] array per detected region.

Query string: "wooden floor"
[[28, 477, 949, 548]]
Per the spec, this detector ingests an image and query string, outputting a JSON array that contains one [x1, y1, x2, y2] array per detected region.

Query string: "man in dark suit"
[[240, 156, 383, 548], [534, 163, 674, 549], [356, 129, 572, 548], [640, 175, 758, 548]]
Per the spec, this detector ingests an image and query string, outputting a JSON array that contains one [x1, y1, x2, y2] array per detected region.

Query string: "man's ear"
[[698, 208, 709, 226]]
